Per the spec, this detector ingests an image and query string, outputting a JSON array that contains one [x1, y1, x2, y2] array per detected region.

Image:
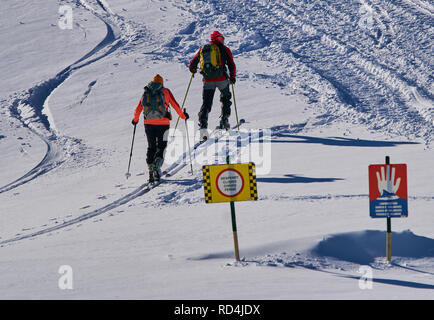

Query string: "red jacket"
[[133, 87, 187, 125], [189, 41, 236, 82]]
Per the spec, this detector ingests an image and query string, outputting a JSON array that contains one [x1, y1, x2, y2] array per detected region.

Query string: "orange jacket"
[[133, 87, 187, 125]]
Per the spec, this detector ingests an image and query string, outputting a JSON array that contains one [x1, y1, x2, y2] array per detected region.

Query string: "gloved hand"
[[183, 108, 189, 120], [229, 76, 236, 84], [132, 119, 138, 126], [164, 111, 172, 120], [189, 66, 197, 74]]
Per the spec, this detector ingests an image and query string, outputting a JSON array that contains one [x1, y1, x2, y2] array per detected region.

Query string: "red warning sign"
[[216, 168, 245, 198], [368, 164, 408, 218]]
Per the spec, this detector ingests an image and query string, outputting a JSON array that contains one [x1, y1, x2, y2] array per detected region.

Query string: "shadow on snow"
[[189, 230, 434, 289], [271, 134, 420, 147], [257, 174, 343, 184]]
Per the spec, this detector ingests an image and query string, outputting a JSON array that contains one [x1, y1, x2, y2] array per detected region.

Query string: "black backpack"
[[199, 43, 224, 79]]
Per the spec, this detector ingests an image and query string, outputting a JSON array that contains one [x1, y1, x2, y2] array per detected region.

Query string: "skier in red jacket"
[[132, 74, 189, 182], [189, 31, 236, 140]]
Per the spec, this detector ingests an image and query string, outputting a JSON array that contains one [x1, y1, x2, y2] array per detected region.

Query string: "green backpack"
[[199, 43, 224, 79], [141, 82, 166, 119]]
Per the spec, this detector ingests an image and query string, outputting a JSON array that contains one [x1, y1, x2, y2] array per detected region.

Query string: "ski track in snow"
[[1, 0, 433, 244], [0, 0, 158, 242], [0, 0, 135, 194], [168, 0, 433, 145], [0, 181, 151, 245], [0, 121, 246, 244], [0, 0, 192, 244]]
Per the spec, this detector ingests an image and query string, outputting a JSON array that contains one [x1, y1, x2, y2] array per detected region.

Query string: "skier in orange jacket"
[[132, 74, 189, 182]]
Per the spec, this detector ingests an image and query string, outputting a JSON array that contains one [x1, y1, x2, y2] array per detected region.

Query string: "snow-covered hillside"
[[0, 0, 433, 299]]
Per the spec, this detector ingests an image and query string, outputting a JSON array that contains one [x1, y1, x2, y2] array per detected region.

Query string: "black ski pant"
[[198, 79, 232, 129], [144, 124, 169, 165]]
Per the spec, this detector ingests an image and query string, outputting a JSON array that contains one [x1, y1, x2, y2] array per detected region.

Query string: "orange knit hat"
[[152, 74, 164, 84]]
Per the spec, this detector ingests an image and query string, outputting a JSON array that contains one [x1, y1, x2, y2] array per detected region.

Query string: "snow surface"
[[0, 0, 433, 299]]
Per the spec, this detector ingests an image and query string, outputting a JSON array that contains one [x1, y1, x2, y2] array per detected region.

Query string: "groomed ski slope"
[[0, 0, 433, 299]]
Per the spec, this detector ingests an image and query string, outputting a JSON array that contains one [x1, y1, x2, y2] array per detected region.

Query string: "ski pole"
[[173, 73, 194, 135], [231, 83, 240, 131], [125, 123, 137, 179], [184, 108, 194, 175]]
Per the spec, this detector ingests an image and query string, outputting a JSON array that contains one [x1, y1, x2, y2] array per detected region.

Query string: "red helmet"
[[210, 30, 224, 44]]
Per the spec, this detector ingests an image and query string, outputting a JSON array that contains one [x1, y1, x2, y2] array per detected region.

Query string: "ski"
[[197, 118, 245, 148], [161, 119, 246, 179]]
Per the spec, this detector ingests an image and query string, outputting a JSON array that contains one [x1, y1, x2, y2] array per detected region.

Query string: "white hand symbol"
[[376, 166, 401, 197]]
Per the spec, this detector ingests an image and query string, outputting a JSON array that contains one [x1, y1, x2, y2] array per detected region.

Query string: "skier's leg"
[[219, 81, 232, 128], [145, 124, 157, 165], [198, 84, 216, 129], [155, 125, 169, 165], [145, 124, 158, 182], [153, 125, 170, 181]]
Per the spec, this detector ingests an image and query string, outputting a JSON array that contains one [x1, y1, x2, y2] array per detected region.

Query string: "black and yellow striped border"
[[248, 162, 258, 201], [202, 166, 212, 203], [202, 163, 258, 203]]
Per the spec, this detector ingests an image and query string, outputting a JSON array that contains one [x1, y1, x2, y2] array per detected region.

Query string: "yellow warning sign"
[[203, 162, 258, 203]]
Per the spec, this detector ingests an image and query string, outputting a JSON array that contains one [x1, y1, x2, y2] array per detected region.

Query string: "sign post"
[[385, 156, 392, 262], [202, 159, 258, 261], [230, 200, 240, 260], [368, 156, 408, 262], [228, 156, 241, 261]]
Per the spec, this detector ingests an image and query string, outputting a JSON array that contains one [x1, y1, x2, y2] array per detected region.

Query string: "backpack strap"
[[215, 44, 222, 67]]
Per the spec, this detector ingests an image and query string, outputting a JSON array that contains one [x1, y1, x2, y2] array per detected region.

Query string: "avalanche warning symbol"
[[368, 163, 408, 218]]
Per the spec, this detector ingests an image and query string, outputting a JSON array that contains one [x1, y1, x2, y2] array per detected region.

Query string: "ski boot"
[[152, 157, 163, 182], [219, 117, 230, 130], [200, 128, 209, 142], [148, 163, 156, 183]]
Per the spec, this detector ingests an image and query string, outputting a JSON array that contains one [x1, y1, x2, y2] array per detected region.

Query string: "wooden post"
[[227, 155, 240, 261], [385, 156, 392, 262], [230, 201, 240, 261]]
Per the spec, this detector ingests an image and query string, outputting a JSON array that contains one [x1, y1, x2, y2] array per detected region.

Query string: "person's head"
[[210, 30, 224, 45], [152, 74, 164, 84]]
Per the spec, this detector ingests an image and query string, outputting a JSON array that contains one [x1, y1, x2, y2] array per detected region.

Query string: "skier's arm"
[[189, 49, 201, 73], [164, 88, 187, 119], [223, 46, 236, 79], [133, 99, 143, 123]]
